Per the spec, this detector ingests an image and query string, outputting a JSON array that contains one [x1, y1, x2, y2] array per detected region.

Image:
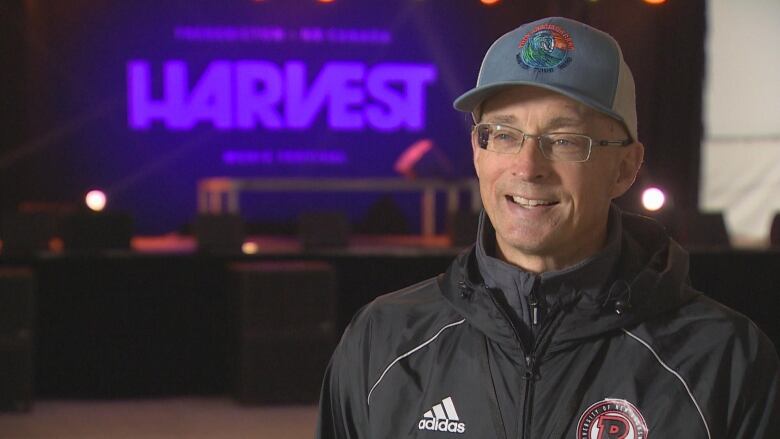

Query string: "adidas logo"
[[417, 396, 466, 434]]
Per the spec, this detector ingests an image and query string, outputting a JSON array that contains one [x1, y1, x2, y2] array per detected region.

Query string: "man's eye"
[[549, 136, 582, 147], [494, 133, 515, 142]]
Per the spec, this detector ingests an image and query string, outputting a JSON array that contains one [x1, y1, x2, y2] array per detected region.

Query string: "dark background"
[[0, 0, 705, 234], [3, 1, 778, 404]]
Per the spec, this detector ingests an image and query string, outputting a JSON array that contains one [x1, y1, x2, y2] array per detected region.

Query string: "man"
[[317, 17, 779, 438]]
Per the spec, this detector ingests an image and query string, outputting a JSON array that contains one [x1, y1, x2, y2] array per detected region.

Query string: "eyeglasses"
[[472, 122, 632, 162]]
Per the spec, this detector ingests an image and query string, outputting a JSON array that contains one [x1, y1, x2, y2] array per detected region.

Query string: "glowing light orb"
[[644, 0, 666, 4], [642, 187, 666, 211], [85, 190, 107, 212], [480, 0, 500, 5], [242, 241, 260, 254]]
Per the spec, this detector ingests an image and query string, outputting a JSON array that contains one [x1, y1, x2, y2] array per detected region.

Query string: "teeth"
[[511, 196, 555, 207]]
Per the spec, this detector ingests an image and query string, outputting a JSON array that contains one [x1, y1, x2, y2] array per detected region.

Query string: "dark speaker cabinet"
[[229, 261, 337, 404], [0, 268, 35, 412], [193, 214, 245, 254]]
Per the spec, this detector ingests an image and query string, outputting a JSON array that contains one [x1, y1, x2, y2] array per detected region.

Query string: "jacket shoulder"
[[639, 289, 777, 363], [632, 289, 780, 436], [350, 275, 463, 342], [680, 292, 776, 352]]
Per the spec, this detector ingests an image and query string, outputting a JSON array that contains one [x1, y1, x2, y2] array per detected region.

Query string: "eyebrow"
[[543, 116, 587, 131], [482, 115, 587, 131], [483, 114, 517, 124]]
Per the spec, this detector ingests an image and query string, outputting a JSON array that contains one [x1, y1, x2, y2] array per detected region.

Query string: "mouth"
[[507, 195, 559, 208]]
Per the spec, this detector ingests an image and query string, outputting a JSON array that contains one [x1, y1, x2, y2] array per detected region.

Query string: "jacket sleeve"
[[316, 306, 373, 439], [727, 322, 780, 439]]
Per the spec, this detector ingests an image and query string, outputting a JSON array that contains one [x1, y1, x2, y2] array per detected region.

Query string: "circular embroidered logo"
[[577, 399, 649, 439], [517, 24, 574, 71]]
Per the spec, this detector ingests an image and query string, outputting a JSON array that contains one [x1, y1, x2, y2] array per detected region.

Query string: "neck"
[[495, 224, 609, 274]]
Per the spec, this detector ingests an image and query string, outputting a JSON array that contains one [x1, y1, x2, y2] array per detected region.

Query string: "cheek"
[[474, 154, 505, 188], [563, 166, 616, 207]]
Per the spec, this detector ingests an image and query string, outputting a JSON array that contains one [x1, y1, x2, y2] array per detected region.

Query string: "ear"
[[610, 142, 644, 199]]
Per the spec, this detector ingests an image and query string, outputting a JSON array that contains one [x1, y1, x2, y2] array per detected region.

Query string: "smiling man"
[[471, 86, 642, 273], [317, 17, 779, 438]]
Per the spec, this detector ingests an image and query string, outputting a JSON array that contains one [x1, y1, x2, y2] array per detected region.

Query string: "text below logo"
[[222, 149, 347, 166], [418, 396, 466, 434], [577, 398, 648, 439], [128, 60, 437, 132], [517, 24, 574, 72]]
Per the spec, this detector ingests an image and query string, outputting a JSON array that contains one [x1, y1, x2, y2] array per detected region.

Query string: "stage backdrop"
[[3, 0, 705, 235], [13, 1, 504, 234]]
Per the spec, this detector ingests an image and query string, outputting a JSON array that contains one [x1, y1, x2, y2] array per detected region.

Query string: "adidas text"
[[418, 418, 466, 434], [418, 396, 466, 434]]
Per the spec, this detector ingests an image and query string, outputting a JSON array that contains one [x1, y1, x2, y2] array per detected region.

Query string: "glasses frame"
[[472, 122, 632, 163]]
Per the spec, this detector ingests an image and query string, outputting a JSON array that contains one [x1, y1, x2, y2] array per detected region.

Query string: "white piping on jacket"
[[622, 328, 712, 439], [367, 318, 467, 406]]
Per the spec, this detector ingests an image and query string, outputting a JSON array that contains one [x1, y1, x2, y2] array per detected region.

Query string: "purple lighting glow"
[[128, 60, 437, 132]]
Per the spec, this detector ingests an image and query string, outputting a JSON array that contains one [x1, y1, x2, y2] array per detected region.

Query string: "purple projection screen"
[[127, 60, 437, 132], [18, 2, 483, 233]]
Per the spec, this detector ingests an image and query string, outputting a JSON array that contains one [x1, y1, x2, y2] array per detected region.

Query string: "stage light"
[[317, 0, 335, 3], [480, 0, 500, 5], [242, 241, 260, 255], [643, 0, 666, 4], [642, 187, 666, 212], [85, 190, 107, 212]]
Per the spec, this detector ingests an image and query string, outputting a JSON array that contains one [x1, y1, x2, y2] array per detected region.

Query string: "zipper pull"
[[523, 355, 536, 380], [529, 292, 539, 326]]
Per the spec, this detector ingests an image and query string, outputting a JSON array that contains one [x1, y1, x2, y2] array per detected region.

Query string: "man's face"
[[473, 86, 643, 272]]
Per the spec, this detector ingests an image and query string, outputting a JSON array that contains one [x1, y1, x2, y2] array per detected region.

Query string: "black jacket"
[[317, 211, 780, 438]]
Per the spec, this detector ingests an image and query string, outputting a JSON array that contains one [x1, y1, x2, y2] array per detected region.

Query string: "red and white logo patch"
[[577, 399, 648, 439]]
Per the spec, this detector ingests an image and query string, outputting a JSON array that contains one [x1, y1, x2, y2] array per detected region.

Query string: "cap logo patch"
[[517, 24, 574, 72], [577, 398, 648, 439]]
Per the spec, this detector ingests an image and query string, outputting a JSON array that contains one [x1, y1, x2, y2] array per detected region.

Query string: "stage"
[[2, 234, 779, 401]]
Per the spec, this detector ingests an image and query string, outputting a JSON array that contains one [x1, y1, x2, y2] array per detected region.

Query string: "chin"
[[498, 229, 559, 257]]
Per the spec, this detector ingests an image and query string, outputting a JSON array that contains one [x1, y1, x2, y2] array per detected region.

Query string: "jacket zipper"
[[501, 281, 559, 438], [522, 282, 541, 438], [484, 281, 563, 438], [485, 284, 538, 439]]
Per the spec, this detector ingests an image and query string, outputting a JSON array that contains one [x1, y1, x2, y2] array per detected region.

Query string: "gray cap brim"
[[453, 81, 629, 135]]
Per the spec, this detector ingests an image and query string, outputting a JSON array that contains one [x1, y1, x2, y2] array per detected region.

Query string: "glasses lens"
[[475, 124, 521, 154], [475, 124, 490, 149], [541, 134, 591, 161]]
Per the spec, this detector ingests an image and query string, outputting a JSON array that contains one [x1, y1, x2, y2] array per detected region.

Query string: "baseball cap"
[[453, 17, 638, 141]]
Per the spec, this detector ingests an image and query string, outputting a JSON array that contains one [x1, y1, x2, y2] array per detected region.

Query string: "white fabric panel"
[[701, 139, 780, 241], [704, 0, 780, 137], [701, 0, 780, 243]]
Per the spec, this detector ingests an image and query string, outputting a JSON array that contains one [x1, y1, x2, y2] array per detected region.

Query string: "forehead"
[[480, 86, 605, 129]]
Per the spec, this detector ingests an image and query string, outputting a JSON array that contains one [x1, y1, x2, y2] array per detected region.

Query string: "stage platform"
[[1, 234, 778, 400], [130, 233, 460, 256]]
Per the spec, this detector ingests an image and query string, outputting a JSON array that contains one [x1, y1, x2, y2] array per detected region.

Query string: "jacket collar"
[[475, 207, 623, 310], [439, 206, 700, 349]]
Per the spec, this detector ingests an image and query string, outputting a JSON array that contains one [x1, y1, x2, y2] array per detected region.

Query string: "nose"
[[511, 135, 549, 180]]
